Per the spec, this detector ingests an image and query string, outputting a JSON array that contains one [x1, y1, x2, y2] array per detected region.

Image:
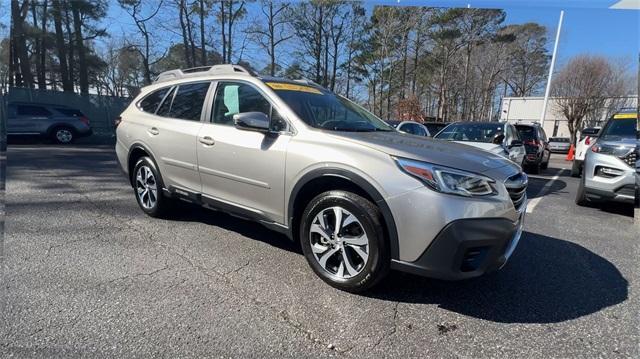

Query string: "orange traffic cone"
[[566, 144, 575, 161]]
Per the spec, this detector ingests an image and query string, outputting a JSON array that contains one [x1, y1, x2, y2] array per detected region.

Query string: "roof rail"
[[154, 64, 253, 84]]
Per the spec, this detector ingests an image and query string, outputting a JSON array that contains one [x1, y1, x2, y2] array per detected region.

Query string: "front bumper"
[[391, 212, 525, 280], [583, 151, 635, 204]]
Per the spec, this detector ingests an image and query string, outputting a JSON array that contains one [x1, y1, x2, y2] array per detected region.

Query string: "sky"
[[1, 0, 638, 73]]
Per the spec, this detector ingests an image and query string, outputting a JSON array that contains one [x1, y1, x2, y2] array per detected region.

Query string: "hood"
[[328, 131, 519, 176], [452, 141, 507, 156]]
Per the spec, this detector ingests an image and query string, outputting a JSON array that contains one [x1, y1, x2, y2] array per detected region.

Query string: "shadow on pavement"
[[367, 231, 628, 324]]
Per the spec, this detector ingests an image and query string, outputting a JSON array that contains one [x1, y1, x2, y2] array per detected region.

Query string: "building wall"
[[500, 96, 638, 138]]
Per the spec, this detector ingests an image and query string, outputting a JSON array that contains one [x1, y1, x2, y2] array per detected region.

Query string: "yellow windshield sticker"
[[613, 113, 637, 119], [266, 82, 323, 94]]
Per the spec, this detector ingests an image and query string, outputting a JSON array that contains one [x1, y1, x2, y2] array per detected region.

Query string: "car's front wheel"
[[575, 174, 589, 206], [132, 157, 172, 217], [299, 191, 389, 293]]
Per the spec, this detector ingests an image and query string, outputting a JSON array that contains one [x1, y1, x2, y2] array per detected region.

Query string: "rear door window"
[[16, 105, 51, 117], [156, 87, 176, 117], [168, 82, 210, 121]]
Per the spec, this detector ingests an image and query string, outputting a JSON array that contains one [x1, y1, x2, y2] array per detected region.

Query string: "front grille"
[[619, 151, 636, 168], [505, 173, 528, 210]]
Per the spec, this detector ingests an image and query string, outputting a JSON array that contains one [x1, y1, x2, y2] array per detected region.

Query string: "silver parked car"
[[548, 137, 571, 153], [115, 65, 528, 292], [434, 122, 526, 166], [7, 102, 93, 144], [576, 111, 637, 205]]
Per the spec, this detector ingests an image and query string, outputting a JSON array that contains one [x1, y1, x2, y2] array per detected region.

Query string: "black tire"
[[541, 153, 549, 170], [528, 160, 541, 174], [132, 156, 172, 217], [570, 160, 581, 178], [51, 126, 75, 144], [299, 190, 390, 293], [575, 174, 589, 206]]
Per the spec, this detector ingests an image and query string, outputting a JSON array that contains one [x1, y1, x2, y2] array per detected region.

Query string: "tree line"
[[3, 0, 554, 121]]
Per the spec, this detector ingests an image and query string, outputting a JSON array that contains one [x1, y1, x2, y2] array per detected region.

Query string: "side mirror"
[[509, 139, 523, 148], [492, 133, 505, 145], [233, 112, 270, 133]]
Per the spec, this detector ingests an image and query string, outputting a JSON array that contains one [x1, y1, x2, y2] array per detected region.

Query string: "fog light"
[[597, 167, 624, 177]]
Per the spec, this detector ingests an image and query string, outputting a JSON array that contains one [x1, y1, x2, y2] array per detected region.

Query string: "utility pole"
[[540, 10, 564, 131]]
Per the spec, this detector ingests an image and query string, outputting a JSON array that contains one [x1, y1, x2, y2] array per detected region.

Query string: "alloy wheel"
[[309, 206, 370, 279], [135, 165, 158, 209], [56, 129, 73, 143]]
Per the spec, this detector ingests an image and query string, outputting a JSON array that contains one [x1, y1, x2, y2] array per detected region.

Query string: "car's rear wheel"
[[528, 160, 541, 174], [52, 127, 74, 144], [132, 157, 171, 217], [299, 191, 389, 293]]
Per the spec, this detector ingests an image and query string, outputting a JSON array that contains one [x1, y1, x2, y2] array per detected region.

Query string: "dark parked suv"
[[7, 103, 93, 144], [515, 123, 550, 174]]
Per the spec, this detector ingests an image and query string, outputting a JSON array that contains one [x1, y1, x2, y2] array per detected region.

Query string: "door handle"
[[199, 136, 215, 146], [148, 127, 159, 135]]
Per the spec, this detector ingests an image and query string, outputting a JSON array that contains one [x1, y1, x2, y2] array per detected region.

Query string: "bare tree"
[[11, 0, 34, 88], [248, 0, 292, 76], [552, 55, 630, 145], [119, 0, 164, 84]]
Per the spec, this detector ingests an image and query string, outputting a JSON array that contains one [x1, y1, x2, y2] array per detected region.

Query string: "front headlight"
[[591, 143, 634, 157], [395, 157, 496, 197]]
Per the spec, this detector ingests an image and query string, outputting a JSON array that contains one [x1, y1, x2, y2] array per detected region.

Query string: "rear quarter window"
[[55, 108, 84, 117], [139, 87, 170, 114]]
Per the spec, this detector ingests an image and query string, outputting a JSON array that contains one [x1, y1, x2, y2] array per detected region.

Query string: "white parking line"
[[526, 169, 566, 213]]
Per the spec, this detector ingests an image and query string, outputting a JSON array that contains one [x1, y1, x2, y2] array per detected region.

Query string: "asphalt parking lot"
[[1, 145, 638, 358]]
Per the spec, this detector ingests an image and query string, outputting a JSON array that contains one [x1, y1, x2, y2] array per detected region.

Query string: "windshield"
[[269, 83, 393, 132], [599, 118, 636, 141], [434, 122, 504, 143]]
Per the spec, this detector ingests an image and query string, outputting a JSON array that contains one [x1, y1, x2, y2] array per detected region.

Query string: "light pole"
[[540, 10, 564, 131]]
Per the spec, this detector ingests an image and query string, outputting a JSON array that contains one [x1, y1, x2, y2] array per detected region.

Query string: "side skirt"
[[163, 186, 293, 239]]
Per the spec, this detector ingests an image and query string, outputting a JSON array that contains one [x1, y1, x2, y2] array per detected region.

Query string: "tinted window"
[[17, 105, 51, 117], [156, 87, 176, 117], [139, 87, 170, 113], [599, 118, 636, 140], [515, 125, 536, 141], [212, 82, 272, 126], [168, 82, 210, 121], [435, 123, 503, 143], [425, 123, 447, 135], [56, 108, 84, 117]]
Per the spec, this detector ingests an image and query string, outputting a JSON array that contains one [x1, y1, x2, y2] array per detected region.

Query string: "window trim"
[[153, 81, 213, 122], [207, 79, 295, 134]]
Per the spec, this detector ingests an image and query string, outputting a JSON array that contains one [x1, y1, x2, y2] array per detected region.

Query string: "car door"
[[196, 80, 292, 223], [145, 82, 210, 192]]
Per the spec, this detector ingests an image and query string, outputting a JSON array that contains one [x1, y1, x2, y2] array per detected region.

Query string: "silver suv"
[[7, 102, 93, 144], [115, 65, 527, 292], [576, 110, 637, 205]]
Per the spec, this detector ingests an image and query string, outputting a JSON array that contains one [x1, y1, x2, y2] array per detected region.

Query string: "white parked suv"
[[115, 65, 528, 292], [571, 127, 600, 177]]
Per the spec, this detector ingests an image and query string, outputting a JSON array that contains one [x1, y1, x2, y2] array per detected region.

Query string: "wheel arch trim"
[[287, 167, 400, 260]]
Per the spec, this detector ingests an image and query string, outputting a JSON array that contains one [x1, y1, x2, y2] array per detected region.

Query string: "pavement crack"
[[371, 301, 400, 350]]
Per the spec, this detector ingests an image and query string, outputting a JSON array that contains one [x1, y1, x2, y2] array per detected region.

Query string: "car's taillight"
[[524, 139, 539, 146], [114, 116, 122, 128], [79, 116, 90, 126], [585, 136, 591, 145]]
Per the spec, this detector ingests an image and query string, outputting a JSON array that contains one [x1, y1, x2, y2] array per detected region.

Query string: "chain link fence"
[[6, 88, 131, 144]]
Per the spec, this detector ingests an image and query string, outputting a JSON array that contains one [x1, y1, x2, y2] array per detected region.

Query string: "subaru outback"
[[115, 65, 528, 292]]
